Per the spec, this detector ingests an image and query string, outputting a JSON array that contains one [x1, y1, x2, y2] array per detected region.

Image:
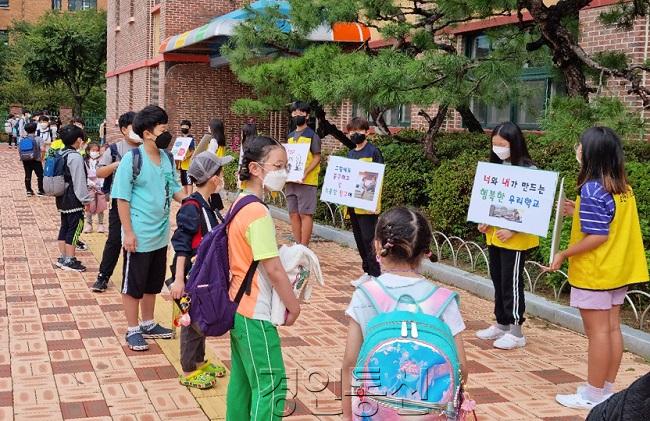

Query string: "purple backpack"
[[185, 195, 263, 336]]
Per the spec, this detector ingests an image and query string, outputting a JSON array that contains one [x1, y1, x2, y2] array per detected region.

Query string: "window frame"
[[352, 104, 412, 128], [0, 0, 8, 8], [465, 32, 559, 130], [68, 0, 97, 11]]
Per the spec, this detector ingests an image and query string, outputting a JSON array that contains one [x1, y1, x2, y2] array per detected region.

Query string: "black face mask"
[[180, 128, 190, 135], [350, 133, 366, 145], [292, 116, 307, 127], [209, 192, 224, 211], [155, 131, 172, 149]]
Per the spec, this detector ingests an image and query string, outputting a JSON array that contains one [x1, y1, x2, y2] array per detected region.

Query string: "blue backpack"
[[184, 195, 263, 337], [18, 136, 40, 161], [353, 279, 465, 419], [43, 149, 73, 196]]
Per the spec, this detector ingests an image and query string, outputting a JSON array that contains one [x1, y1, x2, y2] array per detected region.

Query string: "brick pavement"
[[0, 144, 648, 420]]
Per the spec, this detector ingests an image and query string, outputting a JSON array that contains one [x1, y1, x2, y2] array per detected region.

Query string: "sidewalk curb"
[[266, 204, 650, 359]]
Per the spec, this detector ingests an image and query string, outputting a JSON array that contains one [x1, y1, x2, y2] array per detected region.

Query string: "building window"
[[465, 33, 562, 130], [151, 9, 160, 57], [52, 0, 62, 9], [68, 0, 96, 11], [0, 0, 8, 8], [150, 66, 159, 105], [352, 104, 412, 127]]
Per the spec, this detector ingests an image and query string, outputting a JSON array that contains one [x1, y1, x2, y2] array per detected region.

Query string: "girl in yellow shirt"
[[551, 127, 648, 410], [476, 122, 539, 350]]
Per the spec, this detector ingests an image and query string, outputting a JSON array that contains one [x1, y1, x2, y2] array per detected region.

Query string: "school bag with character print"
[[352, 279, 475, 420]]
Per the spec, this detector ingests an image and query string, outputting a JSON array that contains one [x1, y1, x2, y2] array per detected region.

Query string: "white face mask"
[[129, 129, 143, 143], [492, 146, 511, 161], [90, 151, 100, 159], [262, 168, 288, 192]]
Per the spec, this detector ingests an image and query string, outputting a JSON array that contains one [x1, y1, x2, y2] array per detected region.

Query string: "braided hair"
[[375, 207, 434, 267], [239, 135, 282, 182]]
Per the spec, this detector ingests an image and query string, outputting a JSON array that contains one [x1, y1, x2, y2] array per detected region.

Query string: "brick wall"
[[0, 0, 107, 31], [161, 0, 245, 45], [579, 5, 649, 113], [163, 63, 270, 147]]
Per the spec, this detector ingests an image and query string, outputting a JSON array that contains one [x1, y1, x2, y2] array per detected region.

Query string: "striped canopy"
[[160, 0, 371, 55]]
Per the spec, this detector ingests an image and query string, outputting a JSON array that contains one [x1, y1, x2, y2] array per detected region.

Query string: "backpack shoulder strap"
[[181, 198, 209, 235], [357, 280, 397, 314], [418, 287, 459, 318], [164, 150, 174, 166], [109, 143, 121, 161], [131, 148, 142, 184], [224, 194, 263, 226]]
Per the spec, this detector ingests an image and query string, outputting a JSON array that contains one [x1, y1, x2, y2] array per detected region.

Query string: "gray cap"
[[187, 151, 233, 185]]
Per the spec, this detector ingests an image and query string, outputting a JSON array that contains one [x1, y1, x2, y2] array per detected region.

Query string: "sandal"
[[197, 361, 227, 378], [179, 370, 216, 389]]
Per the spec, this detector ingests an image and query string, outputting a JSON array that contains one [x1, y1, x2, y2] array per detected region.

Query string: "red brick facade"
[[106, 1, 649, 151], [0, 0, 107, 32]]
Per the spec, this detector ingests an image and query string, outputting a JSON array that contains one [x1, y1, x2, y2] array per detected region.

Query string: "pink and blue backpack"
[[353, 279, 468, 420]]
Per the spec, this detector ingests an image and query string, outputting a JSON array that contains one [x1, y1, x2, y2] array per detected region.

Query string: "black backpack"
[[101, 143, 121, 194]]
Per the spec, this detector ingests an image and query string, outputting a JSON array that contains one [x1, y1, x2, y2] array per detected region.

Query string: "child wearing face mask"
[[169, 151, 233, 389], [345, 117, 385, 288], [177, 119, 196, 196], [476, 122, 538, 350], [551, 127, 647, 410], [36, 115, 54, 160], [83, 142, 107, 233], [226, 136, 301, 420]]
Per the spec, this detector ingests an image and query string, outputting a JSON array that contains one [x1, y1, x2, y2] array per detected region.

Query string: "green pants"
[[226, 313, 286, 421]]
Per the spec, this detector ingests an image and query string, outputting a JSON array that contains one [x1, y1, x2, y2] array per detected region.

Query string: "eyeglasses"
[[259, 162, 288, 171]]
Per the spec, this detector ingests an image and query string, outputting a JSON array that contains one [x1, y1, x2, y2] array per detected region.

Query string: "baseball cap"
[[188, 151, 233, 185]]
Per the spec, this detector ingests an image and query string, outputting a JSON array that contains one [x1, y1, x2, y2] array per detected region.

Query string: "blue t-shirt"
[[112, 145, 182, 252], [579, 180, 616, 235]]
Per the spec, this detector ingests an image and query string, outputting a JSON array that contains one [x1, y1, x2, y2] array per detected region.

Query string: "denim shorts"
[[570, 286, 628, 310]]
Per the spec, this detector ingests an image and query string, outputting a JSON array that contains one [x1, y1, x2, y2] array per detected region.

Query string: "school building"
[[105, 0, 648, 150], [0, 0, 106, 37]]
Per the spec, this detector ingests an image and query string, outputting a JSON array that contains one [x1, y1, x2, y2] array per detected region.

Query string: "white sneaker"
[[351, 273, 371, 287], [493, 333, 526, 349], [475, 325, 506, 340], [556, 387, 608, 410], [83, 224, 93, 234]]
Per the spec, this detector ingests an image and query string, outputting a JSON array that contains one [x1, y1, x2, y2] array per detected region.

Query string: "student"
[[36, 115, 55, 159], [476, 122, 538, 350], [342, 207, 468, 420], [5, 114, 17, 148], [83, 142, 106, 233], [170, 151, 232, 389], [18, 110, 31, 138], [92, 111, 139, 293], [178, 119, 196, 195], [237, 122, 257, 189], [111, 105, 184, 351], [208, 118, 227, 157], [345, 117, 384, 287], [55, 125, 92, 272], [551, 127, 648, 410], [226, 136, 301, 421], [285, 101, 321, 246], [19, 122, 45, 197]]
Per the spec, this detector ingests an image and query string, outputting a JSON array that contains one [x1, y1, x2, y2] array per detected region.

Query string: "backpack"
[[36, 127, 53, 142], [18, 136, 40, 161], [101, 143, 122, 194], [43, 150, 73, 197], [353, 279, 465, 419], [184, 195, 264, 337], [130, 147, 174, 184]]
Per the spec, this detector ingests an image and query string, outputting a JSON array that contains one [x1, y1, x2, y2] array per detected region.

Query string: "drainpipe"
[[641, 14, 649, 132]]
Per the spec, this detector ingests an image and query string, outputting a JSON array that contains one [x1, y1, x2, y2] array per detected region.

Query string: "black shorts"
[[57, 211, 84, 245], [121, 246, 168, 299], [180, 169, 192, 186]]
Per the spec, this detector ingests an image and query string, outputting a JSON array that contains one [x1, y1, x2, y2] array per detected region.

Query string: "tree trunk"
[[369, 108, 391, 136], [73, 96, 83, 118], [311, 103, 354, 149], [456, 105, 483, 133], [419, 105, 448, 165]]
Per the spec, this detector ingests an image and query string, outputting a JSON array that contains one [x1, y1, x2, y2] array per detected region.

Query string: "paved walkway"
[[0, 144, 648, 420]]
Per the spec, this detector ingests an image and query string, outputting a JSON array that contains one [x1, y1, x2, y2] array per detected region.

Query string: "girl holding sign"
[[551, 127, 648, 410], [476, 122, 538, 350]]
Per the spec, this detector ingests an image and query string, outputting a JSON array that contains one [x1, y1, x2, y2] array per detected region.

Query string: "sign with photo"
[[467, 162, 559, 237], [320, 156, 385, 212], [171, 137, 194, 161], [284, 143, 311, 183]]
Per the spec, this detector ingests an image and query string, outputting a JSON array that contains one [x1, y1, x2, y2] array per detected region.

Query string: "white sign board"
[[549, 178, 566, 264], [171, 137, 194, 161], [284, 144, 310, 183], [320, 155, 385, 213], [467, 162, 559, 237]]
